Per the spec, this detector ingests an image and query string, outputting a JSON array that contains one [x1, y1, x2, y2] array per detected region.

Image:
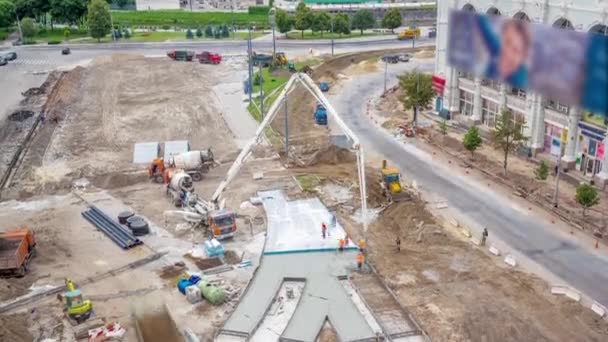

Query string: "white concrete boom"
[[209, 72, 368, 233]]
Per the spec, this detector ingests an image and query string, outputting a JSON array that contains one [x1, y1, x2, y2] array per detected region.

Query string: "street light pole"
[[259, 62, 264, 120], [272, 25, 276, 57], [553, 154, 561, 208], [247, 28, 253, 106], [284, 96, 289, 158], [231, 3, 235, 40], [330, 15, 334, 56], [15, 14, 23, 42], [383, 60, 388, 93]]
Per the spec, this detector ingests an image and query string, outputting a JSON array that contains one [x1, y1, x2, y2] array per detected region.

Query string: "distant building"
[[434, 0, 608, 184], [135, 0, 180, 10]]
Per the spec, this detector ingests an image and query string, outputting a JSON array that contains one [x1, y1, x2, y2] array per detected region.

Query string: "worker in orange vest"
[[358, 239, 365, 252], [338, 238, 345, 252], [356, 252, 364, 270], [321, 223, 327, 239]]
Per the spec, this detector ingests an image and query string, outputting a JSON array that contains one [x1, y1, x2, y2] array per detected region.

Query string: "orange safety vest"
[[359, 239, 365, 250], [356, 253, 364, 263], [339, 239, 345, 248]]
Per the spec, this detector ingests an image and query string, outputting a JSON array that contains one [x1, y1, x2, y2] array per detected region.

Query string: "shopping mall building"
[[433, 0, 608, 185]]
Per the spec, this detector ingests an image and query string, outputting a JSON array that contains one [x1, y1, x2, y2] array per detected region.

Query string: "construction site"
[[1, 46, 607, 342]]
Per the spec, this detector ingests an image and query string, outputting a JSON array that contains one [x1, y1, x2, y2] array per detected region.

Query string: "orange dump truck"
[[0, 228, 36, 277]]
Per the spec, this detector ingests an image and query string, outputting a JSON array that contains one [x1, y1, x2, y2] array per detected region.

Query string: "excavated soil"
[[5, 55, 237, 198], [0, 313, 32, 342]]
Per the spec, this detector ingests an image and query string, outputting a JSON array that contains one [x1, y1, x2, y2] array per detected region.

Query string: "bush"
[[253, 72, 263, 86], [111, 10, 270, 29], [161, 24, 170, 30], [123, 29, 131, 38], [63, 29, 71, 38], [534, 160, 549, 181], [213, 27, 221, 39], [221, 24, 229, 38], [186, 28, 194, 39], [20, 17, 37, 38], [248, 6, 270, 15], [196, 27, 202, 38], [204, 25, 213, 37], [113, 28, 122, 39], [47, 40, 61, 45]]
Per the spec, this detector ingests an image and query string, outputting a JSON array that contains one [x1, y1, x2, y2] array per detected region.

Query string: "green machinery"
[[63, 278, 93, 324]]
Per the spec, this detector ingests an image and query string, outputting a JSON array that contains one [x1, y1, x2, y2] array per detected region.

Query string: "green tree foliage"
[[115, 0, 128, 8], [248, 5, 270, 15], [382, 8, 401, 33], [492, 109, 527, 175], [63, 28, 70, 38], [351, 9, 374, 35], [534, 160, 549, 181], [463, 126, 482, 158], [294, 1, 313, 39], [311, 11, 330, 36], [50, 0, 87, 26], [0, 0, 16, 28], [333, 13, 350, 36], [113, 27, 121, 39], [20, 17, 37, 37], [213, 27, 221, 39], [397, 71, 434, 126], [195, 27, 203, 38], [221, 24, 229, 37], [438, 119, 448, 136], [575, 183, 599, 217], [123, 28, 130, 38], [275, 8, 292, 35], [204, 24, 213, 37], [186, 28, 194, 39], [87, 0, 111, 42]]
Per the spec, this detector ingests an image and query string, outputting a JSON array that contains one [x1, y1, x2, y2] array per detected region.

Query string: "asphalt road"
[[330, 59, 608, 305]]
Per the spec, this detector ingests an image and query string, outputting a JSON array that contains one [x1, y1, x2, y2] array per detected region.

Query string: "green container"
[[197, 280, 225, 305]]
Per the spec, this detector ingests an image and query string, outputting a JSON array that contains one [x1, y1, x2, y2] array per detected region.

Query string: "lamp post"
[[284, 96, 289, 158], [383, 59, 388, 93], [269, 8, 276, 58], [259, 62, 264, 120], [247, 27, 253, 106], [330, 15, 334, 56], [231, 3, 235, 40], [15, 14, 23, 42]]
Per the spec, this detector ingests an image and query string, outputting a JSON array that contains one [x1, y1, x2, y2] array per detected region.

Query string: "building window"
[[511, 109, 527, 133], [482, 78, 500, 90], [458, 71, 474, 80], [547, 99, 568, 113], [459, 90, 474, 116], [482, 99, 499, 127], [511, 87, 526, 98]]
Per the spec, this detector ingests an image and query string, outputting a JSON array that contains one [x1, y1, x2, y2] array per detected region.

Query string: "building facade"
[[434, 0, 608, 185]]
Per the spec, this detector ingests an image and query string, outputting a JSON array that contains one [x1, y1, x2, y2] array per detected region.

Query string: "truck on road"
[[0, 228, 36, 277], [149, 149, 215, 183], [167, 50, 195, 61], [197, 51, 222, 64], [313, 102, 328, 125]]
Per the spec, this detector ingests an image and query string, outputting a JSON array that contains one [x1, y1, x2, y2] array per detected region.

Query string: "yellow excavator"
[[380, 160, 410, 202], [398, 27, 421, 40], [62, 278, 93, 324]]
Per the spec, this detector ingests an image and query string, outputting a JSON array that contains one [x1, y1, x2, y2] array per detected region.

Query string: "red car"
[[196, 51, 222, 65]]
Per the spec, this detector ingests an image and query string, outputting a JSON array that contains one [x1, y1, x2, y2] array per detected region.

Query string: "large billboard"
[[447, 10, 608, 116]]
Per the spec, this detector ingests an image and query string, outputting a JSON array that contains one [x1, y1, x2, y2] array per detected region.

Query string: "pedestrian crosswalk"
[[9, 59, 55, 66]]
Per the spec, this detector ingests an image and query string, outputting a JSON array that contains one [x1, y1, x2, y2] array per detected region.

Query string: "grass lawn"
[[295, 175, 322, 192], [111, 10, 269, 29], [64, 30, 263, 43], [285, 30, 393, 40]]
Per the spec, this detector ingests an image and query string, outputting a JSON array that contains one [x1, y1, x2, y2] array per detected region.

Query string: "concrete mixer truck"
[[149, 148, 215, 183], [164, 169, 194, 207]]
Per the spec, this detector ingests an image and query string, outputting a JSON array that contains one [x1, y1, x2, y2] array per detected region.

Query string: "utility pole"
[[284, 96, 289, 158], [269, 7, 276, 58], [553, 154, 561, 208], [412, 15, 417, 49], [330, 15, 334, 56], [259, 62, 264, 120], [383, 60, 388, 93], [231, 3, 235, 40], [110, 11, 115, 41], [247, 27, 253, 106]]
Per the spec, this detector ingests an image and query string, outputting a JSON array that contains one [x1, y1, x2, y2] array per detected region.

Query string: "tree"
[[275, 8, 292, 37], [221, 24, 229, 38], [294, 1, 313, 39], [492, 109, 527, 176], [204, 25, 213, 38], [311, 11, 330, 36], [50, 0, 87, 26], [333, 13, 350, 36], [123, 28, 130, 38], [351, 9, 375, 35], [463, 126, 482, 159], [397, 71, 434, 127], [0, 0, 16, 28], [438, 119, 448, 136], [63, 28, 70, 39], [382, 8, 401, 33], [534, 160, 549, 181], [87, 0, 111, 42], [576, 183, 600, 217], [196, 27, 203, 38], [213, 27, 221, 39], [13, 0, 35, 22], [186, 28, 194, 39], [20, 17, 37, 37]]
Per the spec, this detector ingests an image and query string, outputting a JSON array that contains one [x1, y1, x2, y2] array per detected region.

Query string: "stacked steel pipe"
[[82, 206, 142, 249]]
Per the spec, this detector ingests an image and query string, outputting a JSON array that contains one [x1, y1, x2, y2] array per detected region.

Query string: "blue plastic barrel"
[[177, 278, 191, 295]]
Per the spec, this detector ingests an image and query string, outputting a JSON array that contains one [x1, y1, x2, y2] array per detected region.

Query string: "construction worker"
[[338, 238, 345, 252], [396, 236, 401, 252], [356, 252, 364, 271], [345, 233, 350, 246], [321, 223, 327, 239], [481, 228, 489, 246], [358, 239, 365, 253]]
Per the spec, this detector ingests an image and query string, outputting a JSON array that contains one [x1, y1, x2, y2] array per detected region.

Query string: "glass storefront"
[[481, 98, 499, 128], [459, 90, 474, 117]]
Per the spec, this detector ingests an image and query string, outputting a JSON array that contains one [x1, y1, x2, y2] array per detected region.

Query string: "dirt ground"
[[3, 55, 237, 200], [376, 88, 608, 241]]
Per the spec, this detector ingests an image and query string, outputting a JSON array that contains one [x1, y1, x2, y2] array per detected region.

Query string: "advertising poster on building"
[[447, 10, 608, 116]]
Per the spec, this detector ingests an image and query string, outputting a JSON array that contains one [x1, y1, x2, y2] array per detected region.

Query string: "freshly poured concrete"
[[217, 190, 377, 341], [258, 190, 355, 254]]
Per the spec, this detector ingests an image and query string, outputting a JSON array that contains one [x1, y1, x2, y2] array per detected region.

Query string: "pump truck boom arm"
[[209, 72, 368, 233]]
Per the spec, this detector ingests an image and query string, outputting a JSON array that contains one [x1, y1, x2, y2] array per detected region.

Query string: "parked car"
[[62, 47, 71, 55], [398, 53, 411, 62], [319, 82, 329, 92], [2, 51, 17, 60], [0, 57, 7, 66], [381, 54, 399, 64]]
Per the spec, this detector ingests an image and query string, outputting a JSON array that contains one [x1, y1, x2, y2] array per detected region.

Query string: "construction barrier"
[[565, 288, 582, 302], [461, 228, 472, 238], [504, 254, 517, 267], [592, 302, 607, 317], [550, 285, 568, 295], [489, 245, 500, 256], [550, 285, 581, 302]]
